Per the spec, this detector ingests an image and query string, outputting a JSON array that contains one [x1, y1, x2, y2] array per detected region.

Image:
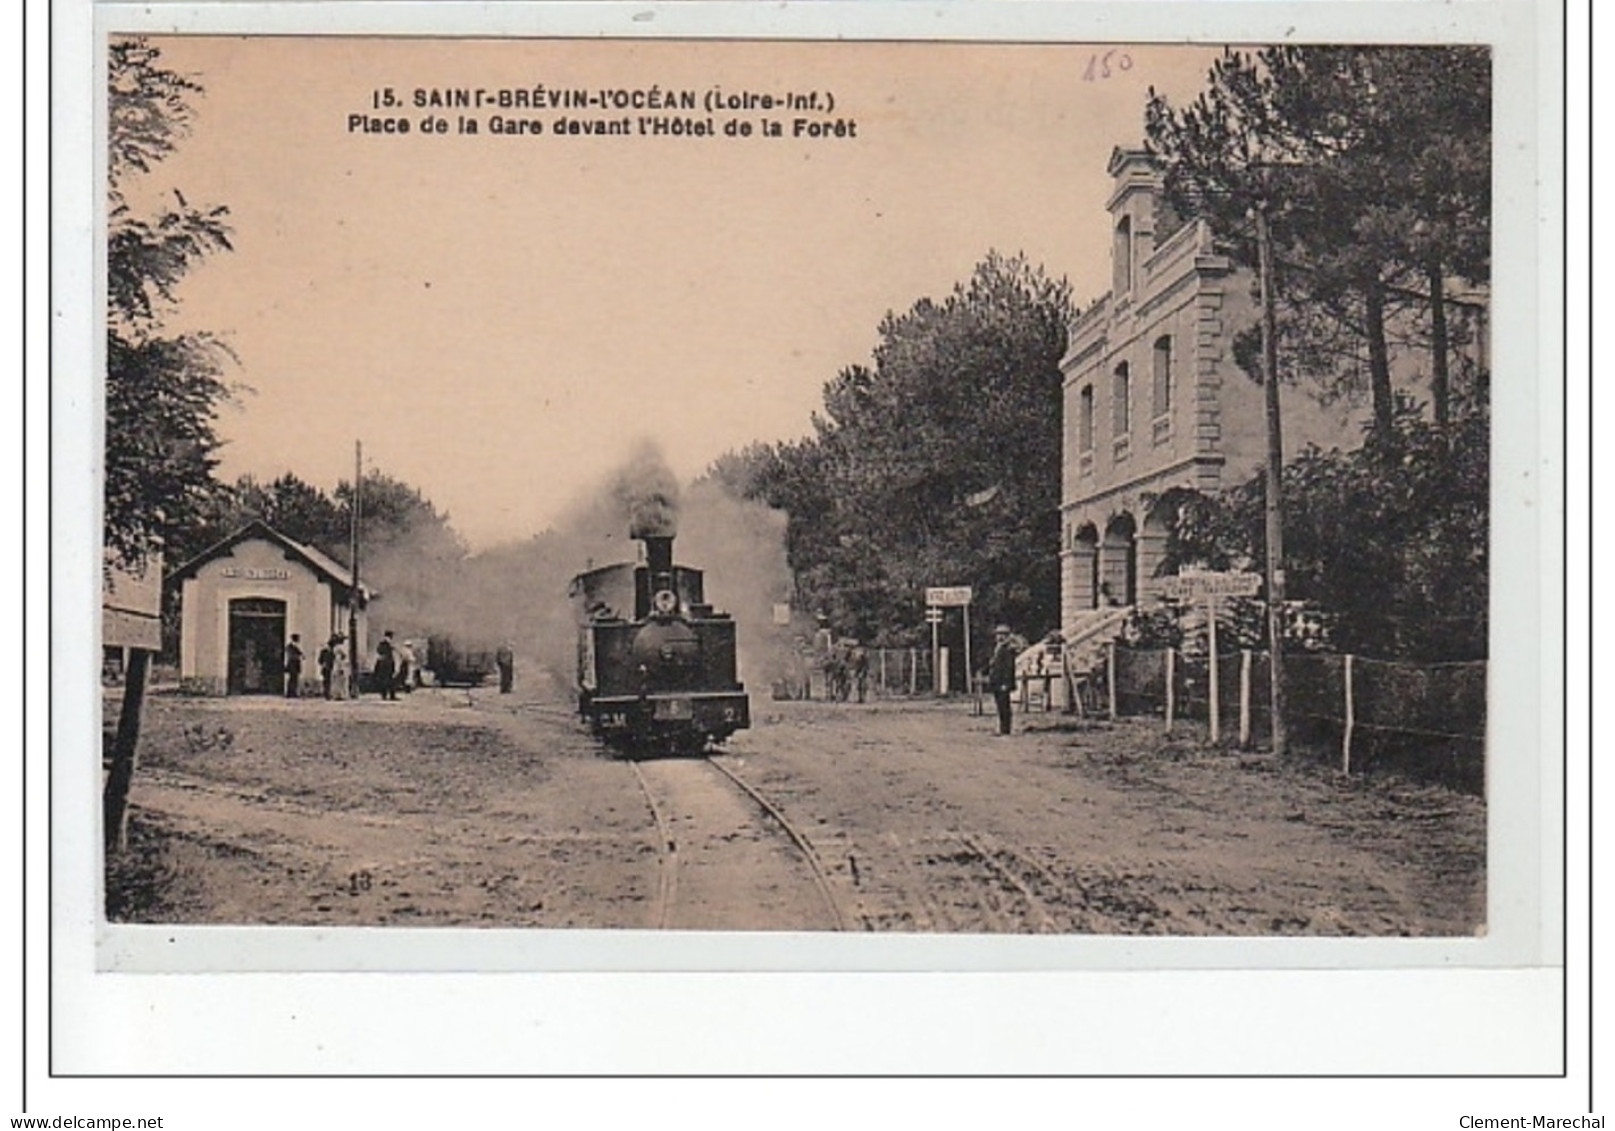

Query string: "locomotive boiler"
[[570, 529, 749, 755]]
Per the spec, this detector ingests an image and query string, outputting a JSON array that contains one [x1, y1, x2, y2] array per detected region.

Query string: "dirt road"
[[107, 682, 1485, 935]]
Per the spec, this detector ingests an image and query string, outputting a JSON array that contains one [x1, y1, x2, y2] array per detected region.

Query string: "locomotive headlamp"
[[652, 588, 679, 616]]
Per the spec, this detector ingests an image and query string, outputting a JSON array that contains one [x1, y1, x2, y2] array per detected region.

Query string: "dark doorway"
[[227, 597, 286, 694]]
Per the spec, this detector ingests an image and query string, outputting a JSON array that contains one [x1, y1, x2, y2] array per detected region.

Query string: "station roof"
[[167, 519, 374, 604]]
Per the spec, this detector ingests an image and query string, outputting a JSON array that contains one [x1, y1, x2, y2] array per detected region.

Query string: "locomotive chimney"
[[642, 535, 674, 578]]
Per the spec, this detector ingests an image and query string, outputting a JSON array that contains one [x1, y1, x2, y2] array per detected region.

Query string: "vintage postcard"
[[53, 0, 1565, 1083]]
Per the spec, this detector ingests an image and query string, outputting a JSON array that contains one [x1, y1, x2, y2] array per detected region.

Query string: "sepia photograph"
[[94, 32, 1500, 943]]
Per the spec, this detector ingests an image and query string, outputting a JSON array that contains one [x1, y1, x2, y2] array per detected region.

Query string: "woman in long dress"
[[331, 644, 350, 701]]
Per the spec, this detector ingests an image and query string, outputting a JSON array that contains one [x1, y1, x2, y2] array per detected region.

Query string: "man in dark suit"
[[374, 631, 397, 700], [986, 624, 1019, 736], [283, 634, 304, 698]]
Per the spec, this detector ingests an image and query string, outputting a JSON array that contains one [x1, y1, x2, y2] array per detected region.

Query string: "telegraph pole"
[[1254, 202, 1289, 758], [349, 439, 362, 698]]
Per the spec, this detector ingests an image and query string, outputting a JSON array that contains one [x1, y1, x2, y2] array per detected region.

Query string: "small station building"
[[169, 520, 372, 694]]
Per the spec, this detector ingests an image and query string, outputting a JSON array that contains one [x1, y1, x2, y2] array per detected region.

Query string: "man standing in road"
[[374, 631, 397, 700], [318, 635, 339, 699], [496, 642, 515, 694], [986, 624, 1019, 736], [283, 633, 304, 699]]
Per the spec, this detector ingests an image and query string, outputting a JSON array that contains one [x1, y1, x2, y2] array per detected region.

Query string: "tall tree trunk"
[[103, 648, 151, 854], [1364, 276, 1394, 438], [1255, 206, 1288, 759], [1427, 259, 1450, 427]]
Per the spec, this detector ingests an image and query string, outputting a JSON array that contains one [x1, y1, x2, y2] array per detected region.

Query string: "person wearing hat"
[[986, 624, 1020, 736], [283, 633, 304, 699], [318, 634, 341, 700], [374, 630, 398, 700]]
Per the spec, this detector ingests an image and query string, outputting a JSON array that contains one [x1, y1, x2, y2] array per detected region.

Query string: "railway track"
[[628, 761, 679, 929], [626, 754, 849, 932], [706, 756, 848, 932]]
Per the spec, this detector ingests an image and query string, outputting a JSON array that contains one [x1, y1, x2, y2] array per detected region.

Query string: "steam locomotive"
[[569, 529, 749, 755]]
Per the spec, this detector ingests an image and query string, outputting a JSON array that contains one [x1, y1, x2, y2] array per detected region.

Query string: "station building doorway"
[[227, 597, 286, 695]]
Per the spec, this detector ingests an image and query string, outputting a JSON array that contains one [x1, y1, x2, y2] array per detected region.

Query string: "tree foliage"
[[1146, 46, 1490, 433], [105, 38, 236, 570], [1160, 401, 1488, 662], [182, 469, 464, 571], [716, 252, 1073, 646]]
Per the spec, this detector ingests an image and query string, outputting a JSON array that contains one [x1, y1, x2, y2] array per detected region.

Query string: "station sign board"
[[1161, 570, 1262, 602], [103, 550, 163, 651], [924, 586, 973, 607]]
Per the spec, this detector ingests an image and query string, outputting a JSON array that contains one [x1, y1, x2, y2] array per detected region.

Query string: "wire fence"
[[770, 647, 936, 701], [1092, 645, 1485, 793]]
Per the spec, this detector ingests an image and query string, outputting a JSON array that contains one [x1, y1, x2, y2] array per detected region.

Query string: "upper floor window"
[[1152, 335, 1173, 419], [1113, 215, 1133, 296], [1078, 385, 1095, 453], [1112, 362, 1131, 437]]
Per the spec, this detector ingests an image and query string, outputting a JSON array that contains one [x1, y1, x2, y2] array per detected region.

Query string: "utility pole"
[[349, 439, 361, 698], [1254, 202, 1289, 758]]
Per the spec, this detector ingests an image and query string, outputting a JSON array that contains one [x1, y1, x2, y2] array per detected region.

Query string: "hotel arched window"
[[1151, 335, 1173, 423], [1113, 215, 1133, 296]]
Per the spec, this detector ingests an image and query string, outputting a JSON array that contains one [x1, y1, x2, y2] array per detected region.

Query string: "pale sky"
[[132, 37, 1222, 549]]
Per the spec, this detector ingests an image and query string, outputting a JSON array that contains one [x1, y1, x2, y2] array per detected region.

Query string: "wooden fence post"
[[1239, 649, 1252, 748], [1106, 641, 1118, 721], [1207, 598, 1221, 744], [1164, 648, 1175, 734], [909, 648, 918, 696], [1341, 653, 1356, 774], [103, 648, 152, 854]]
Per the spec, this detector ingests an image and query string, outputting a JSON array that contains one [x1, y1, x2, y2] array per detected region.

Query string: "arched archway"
[[1138, 504, 1173, 603], [1099, 513, 1137, 607], [1064, 522, 1100, 618]]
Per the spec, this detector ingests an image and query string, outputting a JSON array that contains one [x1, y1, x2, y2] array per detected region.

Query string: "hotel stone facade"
[[1059, 147, 1361, 639]]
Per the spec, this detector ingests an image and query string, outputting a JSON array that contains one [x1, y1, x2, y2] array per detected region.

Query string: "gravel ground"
[[105, 680, 1485, 936]]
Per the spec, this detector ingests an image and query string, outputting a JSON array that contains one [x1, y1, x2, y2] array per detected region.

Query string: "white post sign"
[[925, 587, 973, 704], [1161, 571, 1260, 743]]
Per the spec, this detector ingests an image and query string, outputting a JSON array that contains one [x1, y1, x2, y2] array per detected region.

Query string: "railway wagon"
[[426, 635, 495, 687], [570, 531, 749, 755]]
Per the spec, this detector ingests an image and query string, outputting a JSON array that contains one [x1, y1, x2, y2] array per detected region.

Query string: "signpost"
[[1161, 570, 1260, 743], [924, 586, 973, 705], [103, 549, 163, 853]]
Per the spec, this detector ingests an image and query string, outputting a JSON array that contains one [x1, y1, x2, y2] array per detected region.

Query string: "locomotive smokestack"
[[643, 535, 674, 577]]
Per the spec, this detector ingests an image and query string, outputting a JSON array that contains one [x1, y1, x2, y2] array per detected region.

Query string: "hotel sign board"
[[924, 586, 973, 608], [1161, 571, 1261, 602]]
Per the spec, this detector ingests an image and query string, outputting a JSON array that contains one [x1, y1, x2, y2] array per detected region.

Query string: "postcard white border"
[[45, 0, 1572, 1082]]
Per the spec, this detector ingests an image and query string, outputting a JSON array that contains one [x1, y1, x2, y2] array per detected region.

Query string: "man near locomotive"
[[374, 631, 397, 700], [986, 624, 1019, 736]]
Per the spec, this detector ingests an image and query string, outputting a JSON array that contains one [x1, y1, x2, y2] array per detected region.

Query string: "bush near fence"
[[1099, 645, 1484, 794]]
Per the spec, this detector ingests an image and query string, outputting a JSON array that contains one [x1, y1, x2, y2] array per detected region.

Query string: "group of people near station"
[[281, 631, 516, 700], [278, 631, 419, 700]]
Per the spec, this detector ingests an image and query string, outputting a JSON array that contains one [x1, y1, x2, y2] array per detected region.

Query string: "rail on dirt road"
[[705, 756, 848, 931]]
